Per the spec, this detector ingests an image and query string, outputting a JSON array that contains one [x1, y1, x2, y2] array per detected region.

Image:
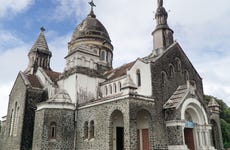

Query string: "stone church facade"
[[0, 0, 224, 150]]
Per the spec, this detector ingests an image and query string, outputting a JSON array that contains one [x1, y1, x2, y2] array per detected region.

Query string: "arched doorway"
[[181, 98, 213, 150], [137, 110, 151, 150], [110, 110, 124, 150]]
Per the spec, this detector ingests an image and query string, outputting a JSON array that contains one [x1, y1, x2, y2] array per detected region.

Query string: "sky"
[[0, 0, 230, 119]]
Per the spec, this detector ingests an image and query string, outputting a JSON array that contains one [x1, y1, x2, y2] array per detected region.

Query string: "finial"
[[40, 26, 45, 32], [88, 0, 96, 18]]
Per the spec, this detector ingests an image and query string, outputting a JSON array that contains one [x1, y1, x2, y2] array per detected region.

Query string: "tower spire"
[[152, 0, 174, 53], [88, 0, 96, 18], [24, 27, 52, 74]]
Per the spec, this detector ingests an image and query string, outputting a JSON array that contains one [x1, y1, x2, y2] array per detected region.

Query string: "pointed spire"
[[88, 0, 96, 18], [30, 27, 50, 52], [25, 27, 52, 74]]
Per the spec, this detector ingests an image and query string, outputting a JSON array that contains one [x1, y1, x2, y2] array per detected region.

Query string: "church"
[[0, 0, 224, 150]]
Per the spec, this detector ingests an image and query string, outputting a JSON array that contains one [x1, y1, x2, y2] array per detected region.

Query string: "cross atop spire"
[[40, 26, 45, 32], [88, 0, 96, 18]]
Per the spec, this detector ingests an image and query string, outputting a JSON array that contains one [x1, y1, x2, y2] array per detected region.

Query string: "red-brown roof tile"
[[105, 61, 135, 80], [44, 69, 61, 83], [27, 74, 42, 88]]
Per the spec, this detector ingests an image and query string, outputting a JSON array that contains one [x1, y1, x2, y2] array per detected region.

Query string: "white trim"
[[37, 102, 75, 111], [168, 145, 189, 150], [166, 120, 185, 127], [78, 94, 154, 110], [181, 98, 208, 124]]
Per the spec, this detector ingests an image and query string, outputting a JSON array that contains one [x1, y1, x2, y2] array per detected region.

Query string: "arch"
[[118, 82, 122, 91], [109, 110, 124, 150], [181, 98, 208, 124], [100, 50, 105, 61], [13, 105, 19, 136], [181, 98, 211, 150], [136, 109, 152, 150], [113, 83, 117, 93], [136, 69, 141, 86], [161, 71, 167, 86], [84, 121, 89, 139], [105, 86, 108, 96], [109, 84, 112, 94], [184, 70, 189, 81], [169, 64, 175, 78], [89, 120, 95, 139], [175, 57, 182, 72], [50, 122, 57, 139], [9, 109, 14, 136]]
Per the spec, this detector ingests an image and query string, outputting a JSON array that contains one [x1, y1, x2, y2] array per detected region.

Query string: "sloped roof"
[[163, 85, 188, 109], [44, 69, 61, 83], [26, 74, 43, 88], [105, 61, 135, 80]]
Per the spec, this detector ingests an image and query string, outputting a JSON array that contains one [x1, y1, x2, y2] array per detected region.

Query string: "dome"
[[71, 14, 111, 43]]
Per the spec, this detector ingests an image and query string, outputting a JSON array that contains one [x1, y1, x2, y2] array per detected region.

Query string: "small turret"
[[24, 27, 52, 74], [208, 98, 220, 114], [152, 0, 174, 53]]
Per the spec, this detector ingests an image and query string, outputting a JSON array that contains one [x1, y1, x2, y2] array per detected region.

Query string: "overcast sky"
[[0, 0, 230, 119]]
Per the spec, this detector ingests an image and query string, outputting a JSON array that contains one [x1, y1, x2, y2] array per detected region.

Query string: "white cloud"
[[0, 0, 34, 18]]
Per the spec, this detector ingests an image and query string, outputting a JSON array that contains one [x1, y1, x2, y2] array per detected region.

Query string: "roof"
[[71, 15, 111, 43], [30, 28, 51, 55], [163, 85, 188, 109], [26, 74, 43, 88], [104, 61, 135, 80], [44, 69, 61, 83]]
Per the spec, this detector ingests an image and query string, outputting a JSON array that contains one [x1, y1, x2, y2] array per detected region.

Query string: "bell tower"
[[152, 0, 174, 52], [24, 27, 52, 74]]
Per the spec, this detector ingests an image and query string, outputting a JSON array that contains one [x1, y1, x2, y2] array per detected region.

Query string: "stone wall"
[[76, 96, 155, 150], [2, 73, 45, 150], [32, 108, 75, 150], [3, 74, 27, 150]]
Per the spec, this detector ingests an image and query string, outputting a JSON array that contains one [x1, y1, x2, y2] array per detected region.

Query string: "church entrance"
[[110, 110, 124, 150], [116, 127, 124, 150], [137, 129, 150, 150], [184, 128, 195, 150], [137, 110, 151, 150]]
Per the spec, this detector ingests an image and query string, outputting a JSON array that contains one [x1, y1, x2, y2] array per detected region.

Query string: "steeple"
[[24, 27, 52, 74], [152, 0, 174, 52]]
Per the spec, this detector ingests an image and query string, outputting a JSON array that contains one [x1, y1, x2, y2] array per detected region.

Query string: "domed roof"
[[71, 13, 111, 43]]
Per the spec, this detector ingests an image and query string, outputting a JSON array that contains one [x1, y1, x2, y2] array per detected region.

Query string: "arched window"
[[136, 69, 141, 86], [118, 82, 122, 91], [13, 106, 19, 136], [184, 70, 189, 81], [109, 85, 112, 94], [161, 71, 167, 86], [9, 109, 14, 136], [169, 64, 174, 78], [100, 51, 105, 61], [114, 83, 117, 93], [90, 120, 95, 139], [84, 121, 89, 139], [50, 122, 57, 139], [175, 58, 182, 72], [105, 86, 108, 96]]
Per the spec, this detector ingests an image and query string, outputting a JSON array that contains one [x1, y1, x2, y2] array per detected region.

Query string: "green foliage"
[[205, 95, 230, 148]]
